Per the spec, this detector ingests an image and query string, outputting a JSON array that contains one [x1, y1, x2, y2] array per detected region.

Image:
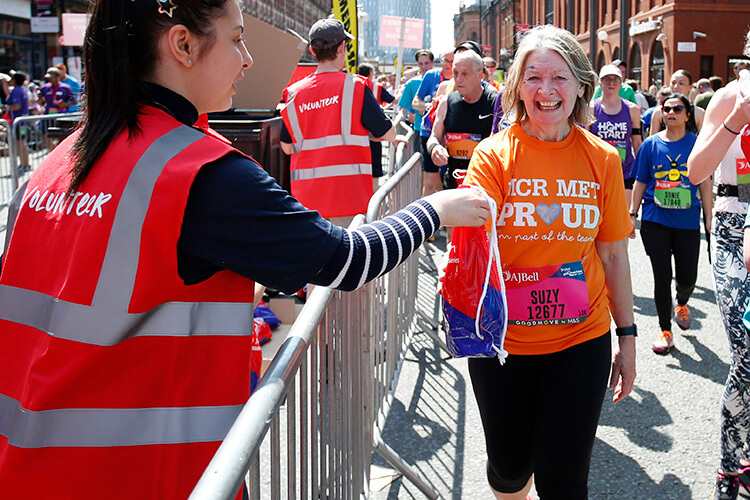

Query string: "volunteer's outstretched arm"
[[312, 189, 489, 291], [178, 156, 489, 294]]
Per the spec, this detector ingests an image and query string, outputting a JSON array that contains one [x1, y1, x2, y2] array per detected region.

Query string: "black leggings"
[[639, 220, 701, 331], [468, 333, 611, 499]]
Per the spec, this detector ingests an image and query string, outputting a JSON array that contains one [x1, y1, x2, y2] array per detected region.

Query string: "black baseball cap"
[[309, 18, 355, 48], [455, 40, 483, 57]]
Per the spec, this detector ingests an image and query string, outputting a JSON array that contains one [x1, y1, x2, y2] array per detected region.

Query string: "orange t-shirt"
[[464, 123, 632, 355]]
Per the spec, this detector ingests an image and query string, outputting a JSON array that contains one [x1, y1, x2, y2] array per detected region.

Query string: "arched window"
[[597, 51, 606, 72], [650, 40, 665, 88], [612, 47, 620, 65], [629, 43, 642, 83], [472, 31, 478, 42]]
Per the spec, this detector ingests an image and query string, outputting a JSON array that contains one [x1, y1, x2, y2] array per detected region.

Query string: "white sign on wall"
[[30, 16, 59, 33], [678, 42, 697, 53]]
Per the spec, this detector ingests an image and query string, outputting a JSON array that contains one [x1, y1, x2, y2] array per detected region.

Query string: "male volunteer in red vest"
[[280, 19, 403, 226]]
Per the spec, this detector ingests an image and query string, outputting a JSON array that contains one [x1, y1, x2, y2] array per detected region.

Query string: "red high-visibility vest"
[[365, 79, 385, 105], [0, 106, 260, 499], [282, 71, 373, 218]]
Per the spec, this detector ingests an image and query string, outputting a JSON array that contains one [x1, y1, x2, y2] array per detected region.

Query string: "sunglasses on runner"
[[662, 105, 686, 114]]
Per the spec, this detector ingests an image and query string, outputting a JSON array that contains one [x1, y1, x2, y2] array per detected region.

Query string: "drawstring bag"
[[442, 184, 509, 363]]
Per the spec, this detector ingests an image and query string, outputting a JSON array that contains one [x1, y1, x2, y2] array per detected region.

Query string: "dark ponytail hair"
[[68, 0, 230, 195], [663, 93, 698, 135]]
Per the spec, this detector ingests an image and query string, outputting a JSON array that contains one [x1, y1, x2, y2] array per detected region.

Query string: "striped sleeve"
[[312, 199, 439, 291]]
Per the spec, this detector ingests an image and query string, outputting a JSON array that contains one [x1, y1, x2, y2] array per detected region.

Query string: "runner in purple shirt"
[[39, 67, 75, 114]]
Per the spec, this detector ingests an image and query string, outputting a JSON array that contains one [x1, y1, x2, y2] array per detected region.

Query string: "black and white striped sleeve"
[[312, 199, 439, 291]]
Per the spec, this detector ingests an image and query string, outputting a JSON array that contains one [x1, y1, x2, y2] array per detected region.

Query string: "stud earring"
[[188, 59, 193, 65]]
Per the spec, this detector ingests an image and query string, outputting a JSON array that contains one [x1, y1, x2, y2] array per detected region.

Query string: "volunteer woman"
[[630, 93, 712, 355], [463, 25, 636, 500], [687, 28, 750, 499], [0, 1, 489, 498]]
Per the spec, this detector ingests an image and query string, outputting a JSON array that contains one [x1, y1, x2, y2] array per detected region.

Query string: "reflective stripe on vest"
[[286, 73, 359, 155], [290, 163, 372, 182], [0, 284, 252, 346], [0, 392, 243, 448], [291, 134, 370, 152]]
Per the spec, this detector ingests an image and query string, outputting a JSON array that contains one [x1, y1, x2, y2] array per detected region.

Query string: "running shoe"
[[652, 330, 674, 355], [737, 465, 750, 498], [712, 470, 739, 500], [674, 302, 692, 330]]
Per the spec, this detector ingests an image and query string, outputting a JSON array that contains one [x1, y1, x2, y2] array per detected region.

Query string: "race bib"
[[654, 180, 691, 209], [504, 261, 590, 326], [736, 159, 750, 202], [607, 141, 627, 162], [445, 133, 481, 160]]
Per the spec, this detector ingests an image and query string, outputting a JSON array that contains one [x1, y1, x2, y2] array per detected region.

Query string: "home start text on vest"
[[596, 121, 628, 140], [298, 95, 340, 114]]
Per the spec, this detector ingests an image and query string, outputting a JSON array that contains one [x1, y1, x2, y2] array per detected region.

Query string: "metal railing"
[[190, 126, 440, 499], [0, 113, 82, 211]]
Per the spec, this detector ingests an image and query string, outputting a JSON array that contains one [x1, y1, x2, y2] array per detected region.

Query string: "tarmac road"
[[371, 226, 729, 500]]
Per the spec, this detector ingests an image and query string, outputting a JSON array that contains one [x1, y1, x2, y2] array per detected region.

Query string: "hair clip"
[[156, 0, 177, 17]]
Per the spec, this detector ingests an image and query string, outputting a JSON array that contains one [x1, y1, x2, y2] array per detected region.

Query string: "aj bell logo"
[[503, 270, 540, 283]]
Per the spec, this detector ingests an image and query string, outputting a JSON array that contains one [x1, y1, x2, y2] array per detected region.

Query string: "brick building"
[[243, 0, 330, 63], [458, 0, 750, 89]]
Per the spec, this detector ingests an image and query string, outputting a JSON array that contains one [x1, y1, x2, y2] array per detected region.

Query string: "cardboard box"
[[234, 14, 308, 111]]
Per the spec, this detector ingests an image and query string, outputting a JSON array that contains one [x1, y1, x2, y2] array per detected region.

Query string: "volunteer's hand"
[[431, 144, 450, 167], [629, 214, 637, 239], [391, 134, 409, 145], [609, 335, 636, 403], [425, 189, 490, 227]]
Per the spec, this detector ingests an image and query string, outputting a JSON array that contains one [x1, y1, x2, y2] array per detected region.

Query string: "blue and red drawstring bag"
[[442, 185, 509, 362]]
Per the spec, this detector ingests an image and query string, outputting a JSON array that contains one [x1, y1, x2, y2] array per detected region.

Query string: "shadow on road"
[[374, 332, 469, 499], [599, 386, 673, 452], [666, 334, 730, 386], [590, 438, 693, 499]]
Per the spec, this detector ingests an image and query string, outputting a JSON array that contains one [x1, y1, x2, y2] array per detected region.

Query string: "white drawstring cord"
[[467, 185, 509, 364]]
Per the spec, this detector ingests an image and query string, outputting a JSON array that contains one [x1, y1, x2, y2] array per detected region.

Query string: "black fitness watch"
[[615, 324, 638, 337]]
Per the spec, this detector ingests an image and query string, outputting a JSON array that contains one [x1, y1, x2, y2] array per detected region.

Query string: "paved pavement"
[[371, 226, 728, 500]]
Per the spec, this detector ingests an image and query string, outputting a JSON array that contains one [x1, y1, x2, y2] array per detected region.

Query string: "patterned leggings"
[[712, 212, 750, 472]]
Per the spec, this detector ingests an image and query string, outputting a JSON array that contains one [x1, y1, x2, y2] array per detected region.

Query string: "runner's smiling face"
[[520, 50, 584, 134]]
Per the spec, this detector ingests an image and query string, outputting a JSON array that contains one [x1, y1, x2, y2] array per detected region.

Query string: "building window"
[[630, 43, 642, 83], [545, 0, 554, 24], [650, 40, 665, 88], [700, 55, 713, 79], [472, 31, 478, 42], [597, 51, 606, 72]]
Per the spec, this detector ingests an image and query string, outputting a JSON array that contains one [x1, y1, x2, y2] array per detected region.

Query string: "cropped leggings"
[[468, 333, 611, 499], [639, 220, 701, 331], [711, 212, 750, 472]]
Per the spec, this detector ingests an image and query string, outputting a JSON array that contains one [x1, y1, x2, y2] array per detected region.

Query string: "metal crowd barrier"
[[0, 113, 83, 211], [191, 127, 440, 498]]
